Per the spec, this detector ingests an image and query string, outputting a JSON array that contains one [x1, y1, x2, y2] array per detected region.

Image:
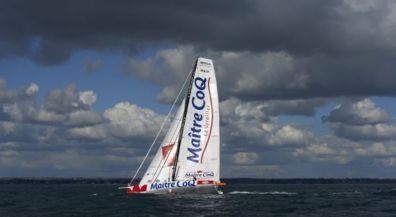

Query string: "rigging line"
[[128, 69, 193, 186]]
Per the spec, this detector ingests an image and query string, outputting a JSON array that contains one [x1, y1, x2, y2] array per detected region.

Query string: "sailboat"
[[124, 57, 225, 194]]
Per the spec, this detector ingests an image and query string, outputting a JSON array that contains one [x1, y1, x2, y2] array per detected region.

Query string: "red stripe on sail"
[[200, 77, 214, 163]]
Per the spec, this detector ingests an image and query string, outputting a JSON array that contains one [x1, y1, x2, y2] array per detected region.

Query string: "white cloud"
[[293, 143, 352, 164], [67, 125, 107, 140], [44, 84, 92, 114], [355, 142, 396, 157], [103, 102, 164, 139], [66, 110, 103, 127], [377, 157, 396, 167], [25, 83, 39, 95], [30, 107, 66, 124], [79, 90, 97, 106], [233, 152, 259, 165], [330, 122, 396, 141], [269, 125, 312, 146], [323, 98, 389, 125]]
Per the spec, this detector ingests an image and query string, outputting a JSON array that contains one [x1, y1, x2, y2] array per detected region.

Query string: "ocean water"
[[1, 179, 396, 217]]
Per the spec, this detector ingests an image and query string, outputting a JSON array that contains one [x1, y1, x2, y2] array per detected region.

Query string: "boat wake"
[[228, 191, 297, 195]]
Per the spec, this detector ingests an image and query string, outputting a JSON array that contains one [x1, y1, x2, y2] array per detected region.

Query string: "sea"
[[1, 178, 396, 217]]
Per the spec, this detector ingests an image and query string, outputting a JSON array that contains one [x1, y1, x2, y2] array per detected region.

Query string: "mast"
[[171, 58, 199, 181]]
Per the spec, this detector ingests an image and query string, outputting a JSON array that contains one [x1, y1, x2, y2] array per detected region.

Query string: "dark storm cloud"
[[3, 0, 396, 101], [0, 0, 253, 64], [1, 0, 395, 64]]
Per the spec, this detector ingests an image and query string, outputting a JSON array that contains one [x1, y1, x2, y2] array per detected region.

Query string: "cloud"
[[323, 98, 389, 125], [3, 0, 396, 65], [0, 81, 105, 128], [79, 90, 97, 106], [3, 77, 396, 177], [67, 126, 107, 141], [377, 157, 396, 167], [354, 142, 393, 157], [269, 125, 312, 146], [0, 80, 169, 176], [233, 152, 259, 165], [293, 143, 352, 164], [67, 101, 165, 141], [330, 122, 396, 141], [0, 79, 38, 103], [262, 98, 326, 116], [323, 98, 396, 141], [219, 98, 313, 153], [125, 46, 396, 105], [103, 102, 164, 139], [66, 110, 103, 127], [25, 83, 39, 95], [5, 0, 396, 104], [44, 84, 93, 114]]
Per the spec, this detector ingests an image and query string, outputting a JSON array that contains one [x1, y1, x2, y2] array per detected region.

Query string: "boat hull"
[[126, 180, 221, 194]]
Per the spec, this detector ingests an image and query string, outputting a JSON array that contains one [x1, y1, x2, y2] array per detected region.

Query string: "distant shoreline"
[[1, 178, 396, 184]]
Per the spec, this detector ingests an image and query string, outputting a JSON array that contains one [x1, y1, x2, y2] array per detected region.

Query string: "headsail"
[[139, 98, 186, 185]]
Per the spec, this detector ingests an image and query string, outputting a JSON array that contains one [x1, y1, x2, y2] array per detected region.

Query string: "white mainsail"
[[173, 57, 220, 182], [127, 57, 221, 193]]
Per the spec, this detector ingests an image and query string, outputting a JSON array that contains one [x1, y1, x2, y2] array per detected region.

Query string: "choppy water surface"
[[1, 179, 396, 217]]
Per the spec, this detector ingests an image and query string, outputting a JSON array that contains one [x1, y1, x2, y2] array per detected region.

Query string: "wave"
[[228, 191, 297, 195], [329, 191, 362, 195], [373, 188, 396, 195]]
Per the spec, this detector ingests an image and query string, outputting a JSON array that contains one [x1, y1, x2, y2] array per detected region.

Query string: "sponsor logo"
[[187, 76, 207, 163], [199, 61, 211, 67], [185, 171, 214, 178], [150, 180, 196, 190]]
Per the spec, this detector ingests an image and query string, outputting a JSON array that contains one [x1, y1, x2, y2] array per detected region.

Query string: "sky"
[[1, 0, 396, 178]]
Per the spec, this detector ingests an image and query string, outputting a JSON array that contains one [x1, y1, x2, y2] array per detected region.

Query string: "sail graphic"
[[125, 57, 223, 194]]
